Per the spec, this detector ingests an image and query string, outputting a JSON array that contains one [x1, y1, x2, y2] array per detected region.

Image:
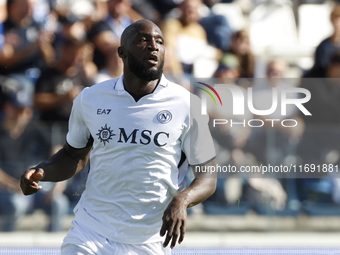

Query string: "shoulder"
[[164, 78, 190, 98], [70, 78, 118, 116], [163, 78, 201, 109]]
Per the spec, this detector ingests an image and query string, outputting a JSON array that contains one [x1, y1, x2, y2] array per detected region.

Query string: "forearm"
[[36, 144, 90, 182], [0, 169, 20, 191], [39, 42, 56, 66], [160, 160, 217, 248], [174, 160, 217, 208], [0, 43, 39, 67]]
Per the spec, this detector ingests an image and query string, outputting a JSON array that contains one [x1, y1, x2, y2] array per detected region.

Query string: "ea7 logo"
[[97, 109, 112, 115]]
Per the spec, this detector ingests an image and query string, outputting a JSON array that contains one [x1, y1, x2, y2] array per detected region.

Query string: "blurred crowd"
[[1, 0, 340, 232]]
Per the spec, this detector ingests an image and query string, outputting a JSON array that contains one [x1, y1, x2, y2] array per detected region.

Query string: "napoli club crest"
[[157, 110, 172, 124]]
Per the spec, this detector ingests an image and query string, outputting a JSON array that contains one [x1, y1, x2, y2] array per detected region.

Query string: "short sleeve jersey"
[[66, 75, 216, 244]]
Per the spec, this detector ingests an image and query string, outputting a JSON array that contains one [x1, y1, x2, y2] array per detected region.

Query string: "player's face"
[[125, 23, 165, 81]]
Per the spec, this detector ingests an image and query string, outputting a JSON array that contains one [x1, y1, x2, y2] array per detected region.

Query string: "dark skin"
[[118, 20, 165, 98], [20, 19, 217, 249]]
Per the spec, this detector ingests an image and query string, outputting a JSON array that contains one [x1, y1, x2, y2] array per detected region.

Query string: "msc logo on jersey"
[[157, 110, 172, 124], [96, 124, 169, 147], [96, 124, 116, 145]]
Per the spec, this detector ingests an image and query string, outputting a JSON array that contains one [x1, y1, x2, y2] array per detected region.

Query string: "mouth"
[[146, 54, 158, 65]]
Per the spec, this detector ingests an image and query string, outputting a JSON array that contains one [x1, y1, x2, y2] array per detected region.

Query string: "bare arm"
[[0, 168, 21, 193], [160, 159, 217, 249], [20, 142, 91, 195], [0, 31, 54, 68], [0, 42, 39, 68]]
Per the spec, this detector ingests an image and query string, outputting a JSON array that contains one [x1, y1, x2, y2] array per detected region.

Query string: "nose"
[[148, 38, 158, 51]]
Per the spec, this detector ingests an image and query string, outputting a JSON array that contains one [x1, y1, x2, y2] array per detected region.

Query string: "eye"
[[156, 39, 163, 45], [139, 37, 147, 42]]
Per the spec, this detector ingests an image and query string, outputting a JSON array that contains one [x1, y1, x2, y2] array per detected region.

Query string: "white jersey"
[[66, 74, 215, 244]]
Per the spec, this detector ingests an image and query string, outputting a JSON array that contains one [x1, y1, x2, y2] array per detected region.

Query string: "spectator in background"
[[0, 0, 6, 24], [266, 59, 287, 79], [203, 53, 250, 206], [52, 15, 87, 59], [212, 53, 252, 168], [0, 0, 55, 83], [0, 75, 7, 118], [199, 0, 233, 52], [34, 38, 94, 141], [224, 30, 254, 78], [298, 53, 340, 162], [202, 54, 288, 214], [0, 0, 7, 50], [307, 4, 340, 77], [214, 52, 240, 79], [297, 53, 340, 207], [102, 0, 133, 39], [143, 0, 180, 22], [299, 53, 340, 128], [130, 0, 162, 24], [94, 45, 123, 83], [161, 0, 220, 79], [49, 13, 97, 80], [0, 77, 69, 231], [238, 59, 291, 212], [245, 59, 303, 165], [51, 0, 108, 25], [87, 0, 141, 70]]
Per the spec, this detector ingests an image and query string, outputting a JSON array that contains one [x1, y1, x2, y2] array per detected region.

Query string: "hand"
[[160, 197, 187, 249], [38, 30, 55, 47], [5, 30, 22, 47], [20, 168, 44, 195]]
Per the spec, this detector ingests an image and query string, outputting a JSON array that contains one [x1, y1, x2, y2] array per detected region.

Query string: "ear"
[[118, 46, 125, 59]]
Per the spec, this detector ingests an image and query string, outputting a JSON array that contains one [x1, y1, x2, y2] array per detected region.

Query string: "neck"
[[123, 70, 160, 96]]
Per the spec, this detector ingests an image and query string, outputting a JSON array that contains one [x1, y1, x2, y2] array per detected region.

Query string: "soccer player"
[[20, 19, 217, 255]]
